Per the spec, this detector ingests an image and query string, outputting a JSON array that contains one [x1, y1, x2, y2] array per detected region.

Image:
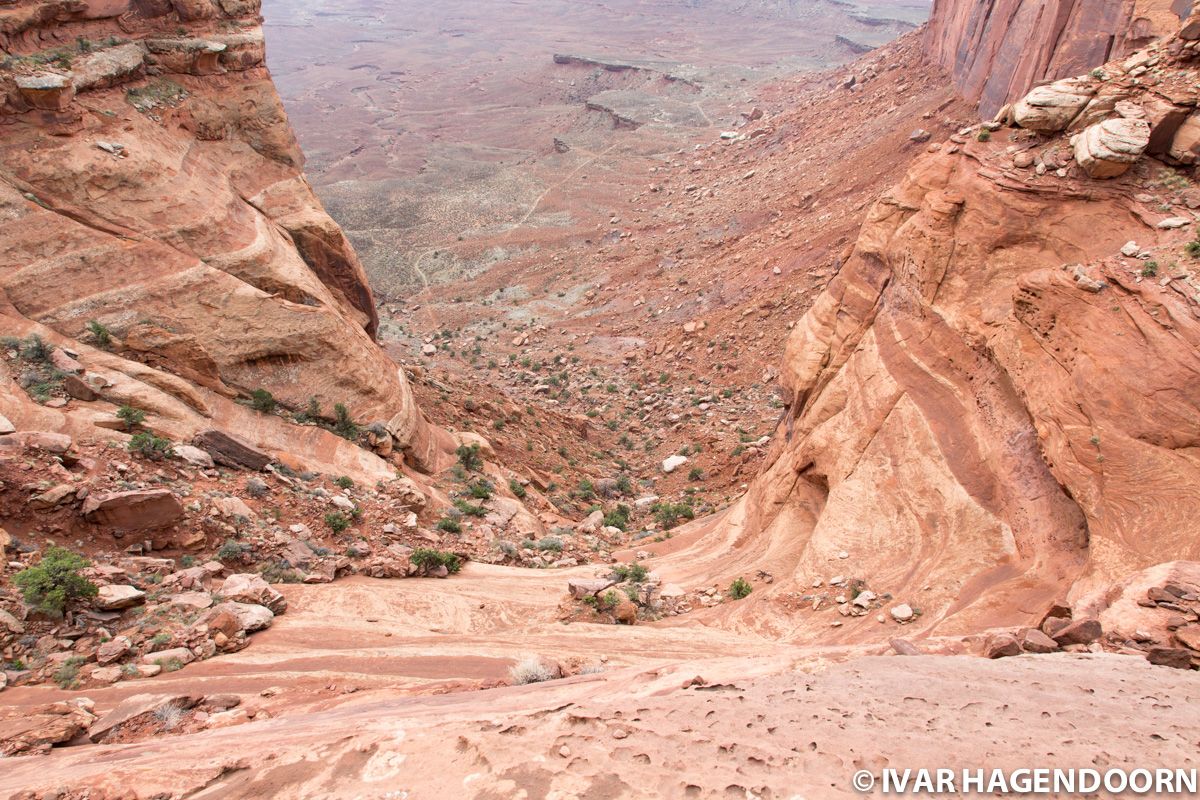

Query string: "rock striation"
[[0, 0, 451, 473]]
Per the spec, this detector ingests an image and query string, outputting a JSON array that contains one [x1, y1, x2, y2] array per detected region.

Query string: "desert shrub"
[[116, 405, 146, 431], [1142, 261, 1159, 278], [87, 320, 112, 349], [333, 403, 360, 440], [296, 396, 322, 423], [335, 475, 354, 490], [688, 467, 704, 481], [13, 546, 97, 615], [456, 443, 483, 472], [537, 536, 563, 552], [611, 562, 649, 583], [602, 504, 631, 531], [729, 577, 752, 599], [653, 501, 694, 529], [436, 517, 463, 534], [20, 334, 52, 362], [54, 656, 86, 689], [128, 431, 173, 460], [250, 388, 276, 413], [453, 498, 487, 517], [508, 478, 527, 499], [325, 512, 351, 533], [410, 548, 461, 574], [217, 539, 247, 561], [467, 478, 493, 500], [508, 656, 555, 685]]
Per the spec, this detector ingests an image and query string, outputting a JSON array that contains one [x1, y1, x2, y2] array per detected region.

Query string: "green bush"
[[128, 431, 173, 460], [54, 656, 86, 689], [436, 517, 462, 534], [13, 546, 98, 615], [335, 475, 354, 490], [411, 548, 461, 574], [453, 498, 487, 517], [611, 562, 649, 583], [217, 539, 247, 561], [250, 388, 277, 413], [325, 512, 351, 533], [653, 501, 694, 529], [333, 403, 361, 440], [602, 504, 631, 531], [688, 467, 703, 481], [467, 478, 493, 500], [508, 478, 527, 499], [536, 536, 563, 552], [116, 404, 146, 431], [87, 320, 112, 349], [20, 334, 52, 362], [456, 443, 483, 472], [729, 577, 752, 599]]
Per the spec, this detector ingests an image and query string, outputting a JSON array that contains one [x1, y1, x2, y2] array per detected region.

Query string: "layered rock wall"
[[924, 0, 1184, 116], [0, 0, 449, 470]]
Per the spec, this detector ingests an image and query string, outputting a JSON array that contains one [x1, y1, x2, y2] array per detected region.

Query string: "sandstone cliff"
[[924, 0, 1184, 116], [652, 22, 1200, 643], [0, 0, 450, 472]]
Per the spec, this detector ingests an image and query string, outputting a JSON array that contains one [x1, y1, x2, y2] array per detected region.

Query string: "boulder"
[[889, 638, 923, 656], [1012, 78, 1095, 132], [213, 601, 274, 633], [220, 574, 287, 614], [96, 636, 133, 665], [142, 647, 195, 666], [890, 604, 914, 622], [1018, 628, 1059, 654], [174, 445, 215, 468], [94, 585, 146, 611], [0, 700, 96, 756], [1051, 617, 1102, 646], [1169, 113, 1200, 164], [193, 430, 271, 470], [82, 489, 184, 530], [1173, 624, 1200, 651], [614, 597, 638, 624], [661, 455, 688, 474], [1147, 648, 1194, 670], [1073, 118, 1150, 178], [63, 374, 99, 401], [88, 693, 200, 743], [0, 608, 24, 635], [89, 666, 123, 684], [984, 632, 1022, 659]]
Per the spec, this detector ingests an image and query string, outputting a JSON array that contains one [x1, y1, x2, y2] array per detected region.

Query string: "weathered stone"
[[661, 455, 688, 473], [141, 647, 195, 666], [94, 585, 146, 611], [88, 693, 200, 743], [220, 574, 287, 614], [569, 578, 613, 599], [173, 444, 215, 468], [1012, 78, 1095, 132], [984, 632, 1022, 658], [1073, 118, 1150, 178], [1147, 647, 1194, 669], [82, 490, 184, 530], [96, 636, 133, 665], [1018, 628, 1059, 654], [1051, 617, 1102, 646], [193, 430, 272, 470]]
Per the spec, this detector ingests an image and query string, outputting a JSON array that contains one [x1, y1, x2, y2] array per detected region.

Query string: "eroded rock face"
[[924, 0, 1181, 117], [0, 0, 444, 471], [689, 125, 1200, 642], [82, 490, 184, 530]]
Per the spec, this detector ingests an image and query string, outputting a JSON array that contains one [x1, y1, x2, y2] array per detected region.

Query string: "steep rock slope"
[[924, 0, 1184, 115], [649, 22, 1200, 643], [0, 0, 448, 470]]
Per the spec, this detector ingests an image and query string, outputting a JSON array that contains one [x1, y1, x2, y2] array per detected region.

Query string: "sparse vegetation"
[[653, 501, 695, 529], [602, 504, 632, 531], [117, 404, 146, 431], [411, 548, 462, 574], [250, 388, 277, 413], [456, 442, 484, 472], [54, 656, 86, 689], [729, 577, 753, 599], [436, 516, 463, 534], [325, 512, 351, 533], [128, 431, 174, 460], [335, 475, 354, 490], [508, 478, 527, 498], [87, 320, 112, 349], [612, 562, 649, 583], [333, 403, 361, 440], [13, 547, 98, 615]]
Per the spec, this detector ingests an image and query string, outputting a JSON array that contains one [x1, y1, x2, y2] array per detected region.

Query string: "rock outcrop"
[[0, 0, 451, 474], [924, 0, 1183, 116]]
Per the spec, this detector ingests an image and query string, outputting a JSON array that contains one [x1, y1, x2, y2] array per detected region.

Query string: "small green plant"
[[296, 396, 322, 423], [1141, 261, 1159, 278], [20, 334, 52, 362], [411, 548, 462, 574], [325, 512, 351, 533], [250, 388, 277, 413], [150, 632, 172, 648], [601, 590, 621, 609], [653, 501, 695, 529], [508, 478, 527, 499], [456, 443, 483, 472], [335, 475, 354, 490], [217, 538, 247, 561], [13, 546, 98, 615], [729, 577, 753, 599], [602, 504, 631, 531], [688, 467, 704, 481], [453, 498, 487, 517], [436, 517, 463, 534], [54, 656, 86, 689], [116, 404, 146, 431], [87, 320, 112, 349], [976, 130, 991, 142], [333, 403, 361, 440], [128, 431, 173, 460], [537, 536, 564, 552], [467, 478, 493, 500], [612, 562, 649, 583]]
